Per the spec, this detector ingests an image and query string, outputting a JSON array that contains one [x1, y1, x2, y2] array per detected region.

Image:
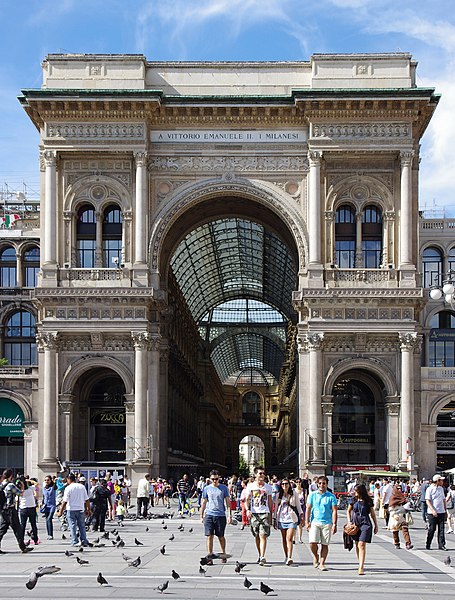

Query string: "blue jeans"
[[67, 510, 88, 546], [178, 493, 187, 513], [44, 507, 55, 537]]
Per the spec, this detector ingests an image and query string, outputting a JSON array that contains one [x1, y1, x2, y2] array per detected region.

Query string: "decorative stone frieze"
[[45, 123, 145, 140], [312, 122, 411, 139], [399, 332, 422, 352], [149, 155, 308, 173]]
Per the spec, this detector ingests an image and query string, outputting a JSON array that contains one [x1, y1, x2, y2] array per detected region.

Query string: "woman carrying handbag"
[[346, 484, 378, 576]]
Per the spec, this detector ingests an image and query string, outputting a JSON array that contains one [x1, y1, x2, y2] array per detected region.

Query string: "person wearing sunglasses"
[[305, 476, 338, 571], [246, 467, 273, 566], [200, 470, 232, 565], [273, 479, 303, 565]]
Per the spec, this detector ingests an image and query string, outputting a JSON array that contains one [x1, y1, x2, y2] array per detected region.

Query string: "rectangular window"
[[77, 240, 96, 268], [24, 266, 39, 288], [362, 240, 381, 268], [102, 239, 122, 268], [0, 266, 17, 287], [335, 240, 355, 268]]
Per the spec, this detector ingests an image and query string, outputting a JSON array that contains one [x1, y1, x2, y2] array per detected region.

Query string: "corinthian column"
[[132, 331, 150, 462], [307, 333, 324, 464], [134, 152, 148, 266], [308, 151, 322, 266], [58, 395, 74, 462], [148, 335, 162, 474], [42, 150, 57, 265], [399, 151, 414, 268], [37, 332, 59, 465], [399, 332, 420, 465]]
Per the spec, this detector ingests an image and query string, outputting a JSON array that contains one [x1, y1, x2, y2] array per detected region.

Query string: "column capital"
[[36, 331, 59, 351], [299, 332, 324, 352], [324, 211, 334, 221], [308, 150, 323, 165], [383, 210, 396, 222], [41, 149, 57, 167], [58, 400, 74, 415], [322, 402, 334, 416], [399, 149, 415, 167], [131, 331, 150, 350], [399, 332, 421, 351], [385, 402, 401, 416], [134, 151, 148, 168]]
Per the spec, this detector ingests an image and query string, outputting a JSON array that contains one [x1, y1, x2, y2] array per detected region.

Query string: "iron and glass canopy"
[[170, 218, 297, 386]]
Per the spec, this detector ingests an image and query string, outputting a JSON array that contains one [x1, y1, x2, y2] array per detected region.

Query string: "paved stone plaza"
[[0, 506, 454, 599]]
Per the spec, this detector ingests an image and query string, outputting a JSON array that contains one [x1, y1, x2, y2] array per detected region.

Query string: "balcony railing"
[[325, 268, 398, 287], [421, 367, 455, 379], [59, 267, 132, 287], [420, 219, 455, 232]]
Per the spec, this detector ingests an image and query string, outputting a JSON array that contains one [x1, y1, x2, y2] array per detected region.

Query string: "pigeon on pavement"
[[244, 576, 253, 589], [156, 580, 169, 593], [97, 572, 108, 586], [160, 545, 166, 555], [128, 556, 141, 568], [134, 538, 144, 546], [122, 553, 132, 562], [260, 581, 274, 595], [444, 555, 452, 566], [171, 569, 180, 580], [77, 556, 89, 565], [199, 565, 206, 576]]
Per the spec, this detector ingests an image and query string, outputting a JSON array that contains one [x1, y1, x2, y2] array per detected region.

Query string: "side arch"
[[323, 356, 398, 398], [429, 393, 455, 425], [64, 174, 132, 213], [60, 355, 134, 396], [0, 391, 32, 422]]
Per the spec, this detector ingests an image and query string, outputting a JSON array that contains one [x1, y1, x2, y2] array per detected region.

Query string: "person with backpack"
[[0, 469, 34, 554], [90, 479, 112, 532]]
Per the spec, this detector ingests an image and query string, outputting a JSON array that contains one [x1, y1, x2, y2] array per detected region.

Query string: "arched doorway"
[[161, 192, 300, 473], [436, 398, 455, 470], [0, 398, 25, 475], [71, 369, 126, 465], [239, 435, 265, 476], [331, 371, 386, 466]]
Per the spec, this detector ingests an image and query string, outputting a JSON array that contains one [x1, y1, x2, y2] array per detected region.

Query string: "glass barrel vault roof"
[[170, 217, 297, 386]]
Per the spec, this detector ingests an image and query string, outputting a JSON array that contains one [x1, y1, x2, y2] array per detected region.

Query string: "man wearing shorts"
[[246, 467, 273, 566], [200, 470, 231, 564], [305, 475, 337, 571]]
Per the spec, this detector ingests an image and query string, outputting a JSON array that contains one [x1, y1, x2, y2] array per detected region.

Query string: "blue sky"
[[0, 0, 454, 215]]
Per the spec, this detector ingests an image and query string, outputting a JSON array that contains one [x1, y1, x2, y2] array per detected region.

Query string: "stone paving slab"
[[0, 508, 454, 599]]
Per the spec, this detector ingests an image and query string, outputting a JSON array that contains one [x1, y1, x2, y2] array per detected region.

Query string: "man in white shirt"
[[381, 478, 393, 526], [136, 474, 150, 518], [57, 473, 90, 546], [246, 467, 273, 566], [425, 474, 447, 550]]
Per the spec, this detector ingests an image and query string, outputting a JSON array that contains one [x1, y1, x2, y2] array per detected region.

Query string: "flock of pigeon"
[[23, 514, 276, 595]]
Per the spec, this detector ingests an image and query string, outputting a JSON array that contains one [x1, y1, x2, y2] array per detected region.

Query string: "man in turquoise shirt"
[[305, 476, 338, 571]]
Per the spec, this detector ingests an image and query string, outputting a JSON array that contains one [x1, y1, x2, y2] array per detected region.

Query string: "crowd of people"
[[1, 465, 454, 576]]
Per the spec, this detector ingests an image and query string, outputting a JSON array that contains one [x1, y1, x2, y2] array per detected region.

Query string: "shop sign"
[[90, 408, 125, 425], [334, 434, 374, 444], [0, 398, 24, 437], [429, 329, 455, 341], [332, 465, 390, 472]]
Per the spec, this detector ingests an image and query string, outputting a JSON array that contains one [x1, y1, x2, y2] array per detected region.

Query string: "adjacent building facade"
[[1, 51, 452, 486]]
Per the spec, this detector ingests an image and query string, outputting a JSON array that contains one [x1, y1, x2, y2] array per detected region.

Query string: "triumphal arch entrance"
[[20, 53, 438, 484]]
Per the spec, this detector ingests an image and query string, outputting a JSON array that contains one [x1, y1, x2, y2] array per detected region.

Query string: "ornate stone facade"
[[1, 52, 442, 484]]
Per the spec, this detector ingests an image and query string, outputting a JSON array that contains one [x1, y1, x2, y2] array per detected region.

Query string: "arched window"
[[4, 310, 37, 365], [335, 205, 355, 268], [448, 247, 455, 274], [423, 247, 443, 288], [76, 205, 96, 267], [428, 310, 455, 367], [0, 246, 17, 287], [362, 205, 382, 268], [23, 246, 40, 288], [102, 205, 122, 267]]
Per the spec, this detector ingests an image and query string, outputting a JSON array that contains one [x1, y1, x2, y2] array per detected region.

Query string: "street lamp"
[[430, 271, 455, 307]]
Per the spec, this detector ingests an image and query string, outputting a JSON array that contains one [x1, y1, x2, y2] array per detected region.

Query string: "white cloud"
[[26, 0, 77, 26]]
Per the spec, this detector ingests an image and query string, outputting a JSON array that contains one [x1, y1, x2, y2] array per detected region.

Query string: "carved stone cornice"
[[36, 331, 59, 351]]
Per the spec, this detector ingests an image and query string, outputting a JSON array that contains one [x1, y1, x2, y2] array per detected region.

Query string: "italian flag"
[[1, 214, 21, 228]]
